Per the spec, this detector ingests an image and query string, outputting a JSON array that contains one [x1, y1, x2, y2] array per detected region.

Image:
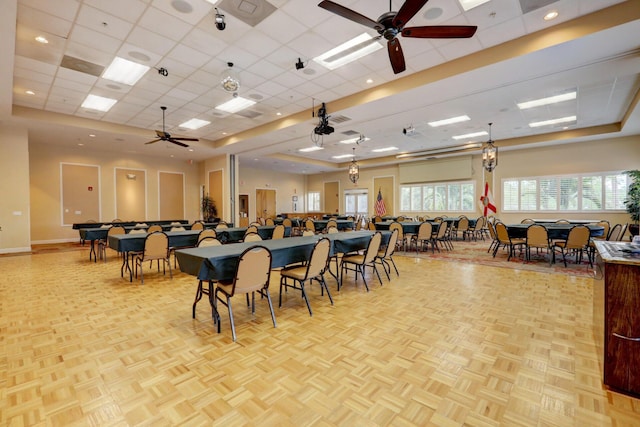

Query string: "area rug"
[[394, 238, 594, 278]]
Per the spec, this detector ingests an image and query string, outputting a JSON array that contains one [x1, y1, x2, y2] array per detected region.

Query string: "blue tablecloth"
[[176, 230, 390, 281], [73, 219, 188, 230], [215, 225, 291, 242], [506, 224, 604, 240], [108, 230, 201, 253], [312, 220, 354, 232]]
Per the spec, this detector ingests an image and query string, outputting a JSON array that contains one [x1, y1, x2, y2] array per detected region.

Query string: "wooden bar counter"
[[594, 240, 640, 396]]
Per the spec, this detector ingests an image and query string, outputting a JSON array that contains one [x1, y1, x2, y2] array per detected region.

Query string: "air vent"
[[60, 55, 104, 77], [218, 0, 276, 27], [236, 109, 262, 119], [330, 114, 351, 124], [341, 130, 359, 136], [519, 0, 558, 14]]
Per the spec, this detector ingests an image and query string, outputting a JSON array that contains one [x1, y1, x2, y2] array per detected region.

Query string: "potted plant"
[[201, 194, 218, 222], [624, 170, 640, 237]]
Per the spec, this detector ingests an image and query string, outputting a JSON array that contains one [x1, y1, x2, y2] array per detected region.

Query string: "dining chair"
[[148, 224, 162, 233], [433, 220, 452, 251], [486, 221, 499, 254], [325, 219, 338, 232], [327, 226, 339, 234], [376, 228, 400, 280], [367, 221, 376, 231], [245, 225, 258, 235], [521, 218, 535, 224], [265, 218, 275, 226], [243, 232, 262, 242], [197, 228, 216, 244], [373, 215, 382, 224], [279, 238, 332, 316], [525, 224, 551, 265], [388, 222, 405, 251], [192, 237, 222, 319], [97, 225, 126, 262], [409, 221, 433, 254], [191, 221, 204, 231], [170, 226, 186, 231], [271, 224, 285, 239], [134, 232, 171, 284], [556, 219, 570, 224], [453, 216, 469, 240], [214, 245, 276, 341], [215, 221, 228, 230], [552, 225, 591, 267], [493, 222, 525, 261], [305, 219, 315, 233], [607, 223, 622, 241], [302, 229, 315, 237], [340, 232, 383, 292], [396, 216, 405, 222]]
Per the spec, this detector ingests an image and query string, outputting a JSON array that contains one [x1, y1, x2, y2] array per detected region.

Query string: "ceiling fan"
[[318, 0, 477, 74], [145, 106, 198, 148]]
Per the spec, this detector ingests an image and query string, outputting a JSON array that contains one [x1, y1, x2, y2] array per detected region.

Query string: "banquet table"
[[312, 219, 354, 232], [215, 225, 291, 242], [73, 219, 188, 230], [374, 221, 441, 235], [506, 223, 605, 240], [108, 230, 201, 281], [322, 215, 351, 220], [442, 217, 477, 228], [176, 230, 391, 283]]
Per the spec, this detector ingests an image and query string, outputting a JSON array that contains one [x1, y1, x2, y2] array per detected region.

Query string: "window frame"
[[399, 180, 476, 213], [307, 191, 321, 212], [501, 171, 629, 213]]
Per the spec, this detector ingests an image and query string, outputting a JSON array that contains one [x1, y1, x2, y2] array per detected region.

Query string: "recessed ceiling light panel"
[[452, 131, 487, 140], [215, 96, 256, 114], [299, 146, 324, 152], [179, 118, 211, 130], [313, 33, 383, 70], [371, 146, 398, 153], [81, 94, 117, 112], [428, 115, 471, 127], [529, 116, 577, 127], [517, 91, 576, 109], [102, 57, 150, 86]]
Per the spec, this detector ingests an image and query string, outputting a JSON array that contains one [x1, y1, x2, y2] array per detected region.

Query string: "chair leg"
[[264, 290, 277, 328], [389, 256, 399, 276], [359, 265, 369, 292], [226, 296, 236, 342], [299, 281, 312, 316], [320, 275, 333, 305]]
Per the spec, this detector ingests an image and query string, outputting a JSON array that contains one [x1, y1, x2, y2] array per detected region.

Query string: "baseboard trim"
[[0, 246, 32, 254], [31, 238, 78, 245]]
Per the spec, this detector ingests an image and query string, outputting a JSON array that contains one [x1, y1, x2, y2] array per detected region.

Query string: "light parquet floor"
[[1, 246, 640, 426]]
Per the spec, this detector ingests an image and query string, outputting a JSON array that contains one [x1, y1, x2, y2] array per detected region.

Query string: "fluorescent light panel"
[[452, 131, 487, 140], [179, 118, 210, 130], [529, 116, 576, 128], [458, 0, 490, 11], [340, 136, 370, 144], [517, 91, 576, 110], [371, 146, 398, 153], [215, 96, 256, 114], [313, 33, 383, 70], [299, 146, 324, 152], [102, 57, 150, 86], [81, 94, 117, 112], [428, 115, 470, 127], [332, 153, 355, 159]]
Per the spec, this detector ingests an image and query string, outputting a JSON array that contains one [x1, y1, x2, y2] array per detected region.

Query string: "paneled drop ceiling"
[[7, 0, 640, 174]]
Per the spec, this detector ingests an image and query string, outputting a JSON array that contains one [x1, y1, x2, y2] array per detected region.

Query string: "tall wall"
[[238, 166, 306, 223], [0, 121, 31, 253], [305, 135, 640, 227], [29, 143, 201, 243]]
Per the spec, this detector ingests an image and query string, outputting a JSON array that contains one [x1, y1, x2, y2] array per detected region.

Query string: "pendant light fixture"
[[482, 122, 498, 172], [348, 147, 359, 183], [220, 62, 240, 93]]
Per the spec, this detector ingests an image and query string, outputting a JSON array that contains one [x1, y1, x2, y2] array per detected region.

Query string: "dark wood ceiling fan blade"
[[402, 25, 478, 38], [145, 139, 162, 145], [318, 1, 383, 31], [388, 38, 406, 74], [393, 0, 429, 28], [168, 139, 190, 148], [172, 137, 199, 141]]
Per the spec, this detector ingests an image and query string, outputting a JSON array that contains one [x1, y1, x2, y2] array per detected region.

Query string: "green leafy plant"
[[624, 170, 640, 225], [201, 194, 218, 221]]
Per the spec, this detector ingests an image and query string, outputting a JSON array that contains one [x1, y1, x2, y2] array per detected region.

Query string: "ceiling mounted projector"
[[314, 102, 334, 135]]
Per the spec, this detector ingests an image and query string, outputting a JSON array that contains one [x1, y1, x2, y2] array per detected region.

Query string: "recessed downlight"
[[543, 10, 558, 21], [35, 36, 48, 44], [25, 90, 35, 95]]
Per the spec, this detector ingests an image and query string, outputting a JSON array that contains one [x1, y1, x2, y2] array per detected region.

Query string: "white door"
[[345, 190, 368, 218]]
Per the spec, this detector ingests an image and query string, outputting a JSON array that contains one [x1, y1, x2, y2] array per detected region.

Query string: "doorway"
[[344, 190, 368, 218], [239, 194, 249, 227], [256, 189, 276, 219]]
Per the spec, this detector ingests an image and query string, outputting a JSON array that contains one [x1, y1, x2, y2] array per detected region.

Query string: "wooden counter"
[[594, 241, 640, 396]]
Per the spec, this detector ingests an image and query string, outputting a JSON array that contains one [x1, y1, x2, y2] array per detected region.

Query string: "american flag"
[[374, 189, 386, 216]]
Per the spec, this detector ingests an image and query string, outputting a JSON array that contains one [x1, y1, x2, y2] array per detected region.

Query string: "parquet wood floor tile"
[[1, 247, 640, 426]]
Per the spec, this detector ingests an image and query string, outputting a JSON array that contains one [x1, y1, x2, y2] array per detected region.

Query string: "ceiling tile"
[[83, 0, 148, 23], [75, 4, 134, 40], [126, 26, 178, 57], [138, 6, 193, 41]]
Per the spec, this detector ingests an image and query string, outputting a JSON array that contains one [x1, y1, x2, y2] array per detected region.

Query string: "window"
[[502, 172, 629, 212], [344, 190, 368, 217], [400, 181, 475, 212], [307, 191, 320, 211]]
